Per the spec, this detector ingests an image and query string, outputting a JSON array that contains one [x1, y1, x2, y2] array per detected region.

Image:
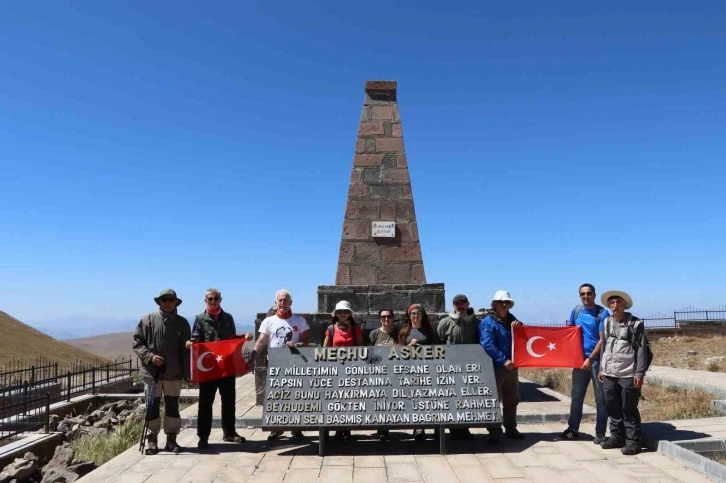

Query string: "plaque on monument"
[[372, 221, 396, 238], [261, 344, 501, 430]]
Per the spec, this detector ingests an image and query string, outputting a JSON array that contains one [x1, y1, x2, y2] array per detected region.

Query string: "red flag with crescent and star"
[[189, 339, 253, 384], [512, 325, 584, 369]]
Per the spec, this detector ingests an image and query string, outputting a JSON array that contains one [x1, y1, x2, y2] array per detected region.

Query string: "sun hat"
[[154, 289, 182, 307], [491, 290, 515, 307], [601, 290, 633, 310], [333, 300, 353, 314]]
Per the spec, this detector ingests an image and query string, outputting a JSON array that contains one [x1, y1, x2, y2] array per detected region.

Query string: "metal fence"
[[525, 306, 726, 329], [0, 357, 138, 441]]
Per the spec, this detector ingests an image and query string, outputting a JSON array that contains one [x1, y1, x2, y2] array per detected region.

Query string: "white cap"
[[491, 290, 515, 307], [334, 300, 352, 312]]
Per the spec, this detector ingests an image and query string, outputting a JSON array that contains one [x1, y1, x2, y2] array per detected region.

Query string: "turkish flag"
[[189, 339, 253, 384], [512, 326, 584, 368]]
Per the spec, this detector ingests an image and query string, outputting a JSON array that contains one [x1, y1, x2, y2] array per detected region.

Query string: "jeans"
[[568, 359, 607, 435], [602, 376, 642, 444]]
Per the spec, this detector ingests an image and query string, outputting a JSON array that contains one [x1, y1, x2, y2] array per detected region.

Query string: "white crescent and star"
[[196, 351, 215, 372], [525, 336, 557, 358]]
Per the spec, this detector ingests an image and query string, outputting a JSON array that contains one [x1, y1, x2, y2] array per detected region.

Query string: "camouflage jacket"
[[192, 310, 237, 343]]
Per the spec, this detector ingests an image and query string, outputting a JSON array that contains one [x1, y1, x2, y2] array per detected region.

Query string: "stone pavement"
[[647, 365, 726, 398], [78, 422, 716, 482]]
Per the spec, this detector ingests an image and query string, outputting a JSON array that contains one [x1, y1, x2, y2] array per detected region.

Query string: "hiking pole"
[[139, 365, 163, 453]]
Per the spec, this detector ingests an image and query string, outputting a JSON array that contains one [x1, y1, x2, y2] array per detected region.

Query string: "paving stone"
[[384, 454, 416, 464], [660, 467, 717, 482], [450, 465, 495, 483], [322, 455, 354, 466], [289, 456, 322, 469], [108, 471, 155, 483], [385, 462, 423, 482], [318, 465, 353, 483], [522, 467, 571, 482], [444, 454, 481, 467], [248, 470, 286, 483], [354, 455, 385, 468], [353, 467, 386, 483], [505, 449, 548, 468], [415, 457, 458, 482], [213, 466, 255, 483], [145, 469, 193, 482], [555, 441, 605, 461], [557, 468, 601, 483], [477, 455, 526, 479], [257, 455, 293, 472], [281, 468, 319, 483]]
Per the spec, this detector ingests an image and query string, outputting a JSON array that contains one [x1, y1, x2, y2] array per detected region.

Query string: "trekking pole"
[[139, 365, 163, 453]]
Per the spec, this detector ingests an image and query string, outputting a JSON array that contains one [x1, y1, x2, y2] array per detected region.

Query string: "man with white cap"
[[597, 290, 647, 456], [254, 289, 310, 441], [479, 290, 524, 443]]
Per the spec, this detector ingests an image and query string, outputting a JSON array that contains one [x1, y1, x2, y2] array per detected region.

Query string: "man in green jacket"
[[133, 289, 191, 455], [436, 293, 480, 440]]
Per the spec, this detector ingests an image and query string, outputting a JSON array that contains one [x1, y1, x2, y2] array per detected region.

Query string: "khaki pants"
[[491, 367, 520, 432], [144, 378, 182, 435]]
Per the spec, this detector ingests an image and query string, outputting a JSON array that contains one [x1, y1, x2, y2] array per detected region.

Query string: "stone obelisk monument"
[[317, 80, 445, 322]]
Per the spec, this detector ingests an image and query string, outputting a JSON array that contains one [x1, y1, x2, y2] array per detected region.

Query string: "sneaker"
[[504, 428, 525, 440], [144, 434, 158, 455], [621, 443, 640, 455], [593, 433, 605, 445], [267, 431, 282, 442], [413, 429, 425, 442], [197, 438, 209, 449], [223, 433, 246, 443], [342, 431, 352, 442], [555, 429, 579, 441], [600, 437, 626, 449], [291, 430, 305, 440]]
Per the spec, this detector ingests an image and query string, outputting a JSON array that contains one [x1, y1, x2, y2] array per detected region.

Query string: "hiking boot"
[[223, 433, 246, 443], [291, 430, 305, 440], [164, 434, 182, 454], [378, 431, 390, 442], [267, 431, 282, 442], [555, 429, 579, 441], [144, 434, 159, 455], [504, 428, 525, 440], [593, 432, 606, 445], [413, 429, 426, 442], [197, 438, 209, 449], [621, 442, 641, 455], [600, 436, 626, 449]]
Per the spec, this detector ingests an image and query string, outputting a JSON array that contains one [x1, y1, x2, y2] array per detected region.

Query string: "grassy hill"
[[64, 332, 136, 362], [0, 310, 109, 369]]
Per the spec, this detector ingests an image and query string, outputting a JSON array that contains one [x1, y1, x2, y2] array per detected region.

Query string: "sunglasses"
[[206, 297, 221, 302], [493, 301, 512, 306], [579, 292, 594, 297], [160, 298, 176, 303], [335, 310, 351, 315], [409, 311, 421, 316]]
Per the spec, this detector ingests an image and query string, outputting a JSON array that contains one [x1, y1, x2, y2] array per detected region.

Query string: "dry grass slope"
[[63, 332, 136, 361], [651, 335, 726, 372], [0, 310, 108, 369]]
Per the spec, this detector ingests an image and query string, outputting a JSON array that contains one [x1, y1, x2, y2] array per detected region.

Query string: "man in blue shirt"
[[480, 290, 524, 443], [557, 283, 609, 444]]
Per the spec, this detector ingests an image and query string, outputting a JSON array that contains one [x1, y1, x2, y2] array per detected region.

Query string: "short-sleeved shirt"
[[259, 314, 309, 348], [568, 305, 610, 358], [330, 324, 362, 347], [405, 327, 431, 345], [369, 328, 399, 346]]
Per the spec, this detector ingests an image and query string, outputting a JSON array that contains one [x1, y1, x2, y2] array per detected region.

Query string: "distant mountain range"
[[27, 315, 257, 339]]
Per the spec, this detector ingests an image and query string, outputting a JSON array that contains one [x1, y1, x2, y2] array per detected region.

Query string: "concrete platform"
[[77, 423, 716, 482], [648, 365, 726, 398]]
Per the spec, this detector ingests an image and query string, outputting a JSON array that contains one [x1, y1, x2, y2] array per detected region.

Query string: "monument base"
[[317, 283, 446, 318]]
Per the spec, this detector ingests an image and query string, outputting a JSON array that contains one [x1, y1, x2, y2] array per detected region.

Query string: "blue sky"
[[1, 1, 724, 334]]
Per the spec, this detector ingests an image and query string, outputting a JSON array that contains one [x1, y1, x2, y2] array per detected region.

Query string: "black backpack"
[[327, 321, 358, 341], [572, 304, 605, 326]]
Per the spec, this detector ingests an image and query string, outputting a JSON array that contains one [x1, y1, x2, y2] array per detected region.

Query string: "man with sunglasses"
[[479, 290, 524, 443], [188, 288, 253, 450], [133, 289, 191, 455], [437, 294, 480, 440], [254, 289, 310, 442], [556, 283, 609, 444]]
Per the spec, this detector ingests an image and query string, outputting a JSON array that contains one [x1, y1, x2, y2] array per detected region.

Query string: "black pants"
[[602, 376, 641, 444], [488, 367, 520, 434], [197, 376, 236, 439]]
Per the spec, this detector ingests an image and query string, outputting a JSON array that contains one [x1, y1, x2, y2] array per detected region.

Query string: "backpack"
[[572, 304, 605, 326], [605, 316, 653, 372], [327, 321, 359, 344]]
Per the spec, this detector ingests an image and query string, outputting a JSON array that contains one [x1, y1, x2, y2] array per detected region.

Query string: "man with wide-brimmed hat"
[[133, 289, 191, 455], [597, 290, 647, 456], [437, 294, 480, 440], [479, 290, 525, 443]]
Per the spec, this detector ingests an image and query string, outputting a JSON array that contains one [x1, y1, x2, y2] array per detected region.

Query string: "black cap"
[[453, 294, 469, 304]]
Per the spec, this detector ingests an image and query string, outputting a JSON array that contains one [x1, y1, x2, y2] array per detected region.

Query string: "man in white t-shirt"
[[254, 289, 309, 441]]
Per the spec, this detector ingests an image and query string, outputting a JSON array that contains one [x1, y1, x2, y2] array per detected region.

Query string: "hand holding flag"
[[189, 339, 255, 384]]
